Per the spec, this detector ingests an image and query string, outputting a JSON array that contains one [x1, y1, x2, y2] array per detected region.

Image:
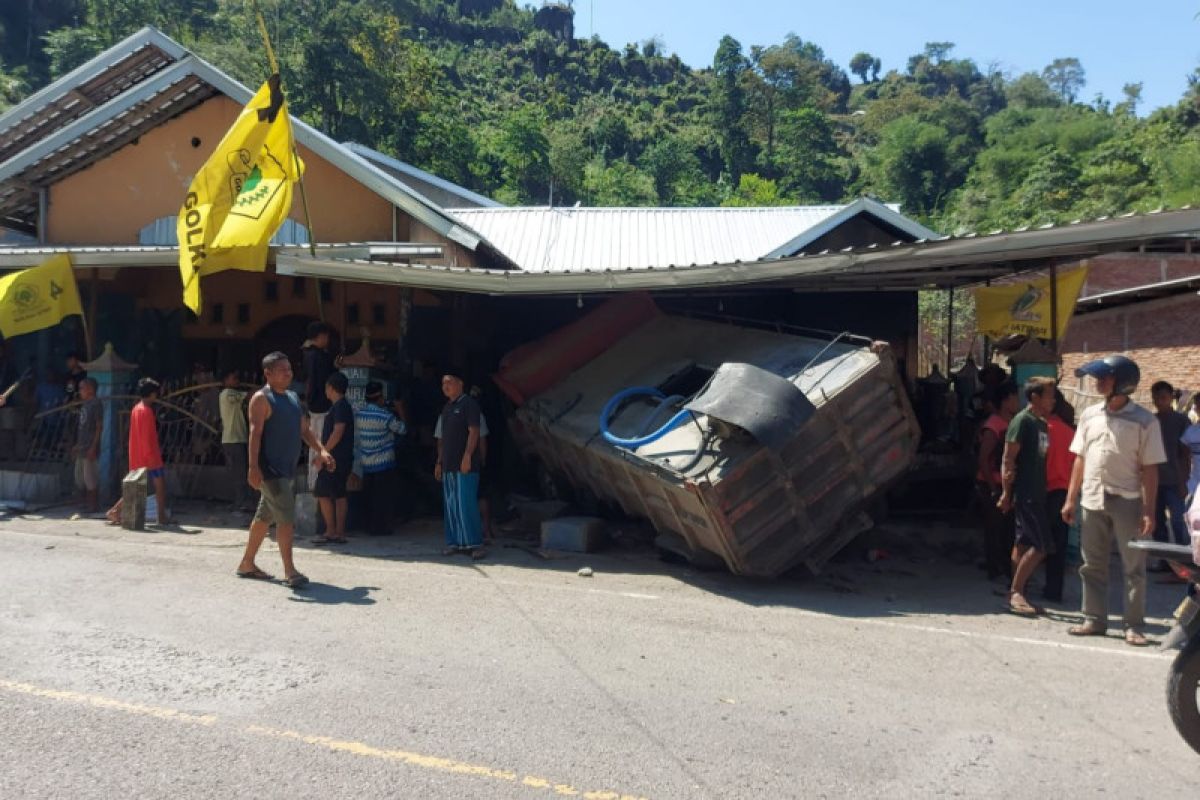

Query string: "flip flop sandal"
[[1125, 630, 1150, 647], [1009, 600, 1039, 617], [312, 536, 345, 544], [236, 568, 274, 581], [284, 573, 309, 589]]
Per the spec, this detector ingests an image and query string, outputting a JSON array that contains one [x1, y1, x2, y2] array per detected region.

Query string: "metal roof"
[[1076, 272, 1200, 313], [342, 143, 502, 209], [276, 207, 1200, 295], [0, 27, 499, 262], [0, 242, 443, 270], [447, 198, 938, 273]]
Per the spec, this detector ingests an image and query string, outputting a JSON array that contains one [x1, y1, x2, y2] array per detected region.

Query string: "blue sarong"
[[443, 471, 482, 549]]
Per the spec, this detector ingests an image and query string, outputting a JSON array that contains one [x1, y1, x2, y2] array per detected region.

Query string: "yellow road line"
[[0, 679, 647, 800], [0, 679, 217, 725]]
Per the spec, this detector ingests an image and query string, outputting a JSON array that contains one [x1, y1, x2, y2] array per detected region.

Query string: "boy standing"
[[106, 378, 168, 525]]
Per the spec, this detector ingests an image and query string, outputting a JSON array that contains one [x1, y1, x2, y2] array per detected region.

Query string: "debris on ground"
[[577, 567, 594, 577]]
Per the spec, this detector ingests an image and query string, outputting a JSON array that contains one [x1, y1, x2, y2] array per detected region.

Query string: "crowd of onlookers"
[[973, 355, 1200, 645]]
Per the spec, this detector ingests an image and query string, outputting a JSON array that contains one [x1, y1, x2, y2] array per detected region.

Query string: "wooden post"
[[945, 287, 954, 375], [1049, 263, 1059, 356], [86, 268, 99, 359]]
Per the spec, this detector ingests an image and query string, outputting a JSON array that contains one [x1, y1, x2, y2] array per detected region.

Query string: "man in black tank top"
[[236, 351, 334, 589]]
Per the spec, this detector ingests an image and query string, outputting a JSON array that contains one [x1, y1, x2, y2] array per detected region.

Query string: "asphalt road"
[[1, 511, 1198, 799]]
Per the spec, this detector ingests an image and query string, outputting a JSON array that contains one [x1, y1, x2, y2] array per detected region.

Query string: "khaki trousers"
[[1079, 494, 1146, 631]]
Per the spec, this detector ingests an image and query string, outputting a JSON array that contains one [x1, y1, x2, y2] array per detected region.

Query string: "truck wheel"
[[1167, 635, 1200, 755]]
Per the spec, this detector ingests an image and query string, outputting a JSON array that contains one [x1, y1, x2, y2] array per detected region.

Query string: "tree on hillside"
[[1042, 57, 1086, 103], [1116, 82, 1143, 116], [850, 52, 880, 84], [711, 35, 756, 182]]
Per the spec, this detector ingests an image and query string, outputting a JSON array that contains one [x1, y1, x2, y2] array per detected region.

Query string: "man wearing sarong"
[[435, 369, 484, 559]]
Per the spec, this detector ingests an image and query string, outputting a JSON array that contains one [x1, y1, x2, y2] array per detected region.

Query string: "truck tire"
[[1167, 635, 1200, 756]]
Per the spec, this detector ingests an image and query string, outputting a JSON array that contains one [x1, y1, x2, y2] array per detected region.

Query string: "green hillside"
[[2, 1, 1199, 232]]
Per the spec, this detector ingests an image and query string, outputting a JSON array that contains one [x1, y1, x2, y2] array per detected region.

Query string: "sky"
[[579, 0, 1199, 114]]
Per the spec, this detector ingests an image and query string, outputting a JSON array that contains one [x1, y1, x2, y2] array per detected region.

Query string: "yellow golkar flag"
[[0, 254, 83, 338], [178, 74, 304, 315], [973, 265, 1089, 341]]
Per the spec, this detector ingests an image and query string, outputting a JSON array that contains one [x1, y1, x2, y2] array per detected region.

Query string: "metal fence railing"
[[12, 377, 260, 504]]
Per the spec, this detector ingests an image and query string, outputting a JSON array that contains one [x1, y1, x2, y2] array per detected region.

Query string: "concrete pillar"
[[81, 343, 137, 502]]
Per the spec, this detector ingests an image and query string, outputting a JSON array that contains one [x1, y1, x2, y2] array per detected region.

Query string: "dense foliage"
[[2, 1, 1199, 232]]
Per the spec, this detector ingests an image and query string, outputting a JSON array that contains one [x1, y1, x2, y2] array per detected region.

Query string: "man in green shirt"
[[998, 376, 1056, 616], [219, 368, 252, 512]]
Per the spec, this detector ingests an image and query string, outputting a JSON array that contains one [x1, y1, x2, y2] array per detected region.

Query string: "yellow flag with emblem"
[[0, 254, 83, 338], [177, 74, 304, 315], [973, 266, 1089, 340]]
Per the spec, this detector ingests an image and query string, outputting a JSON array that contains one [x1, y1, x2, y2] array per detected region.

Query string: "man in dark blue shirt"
[[313, 371, 354, 544], [435, 369, 484, 558]]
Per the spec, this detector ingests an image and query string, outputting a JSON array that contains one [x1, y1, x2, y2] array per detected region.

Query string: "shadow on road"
[[287, 583, 379, 606]]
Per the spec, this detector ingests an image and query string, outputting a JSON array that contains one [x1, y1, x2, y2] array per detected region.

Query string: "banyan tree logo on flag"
[[1009, 285, 1045, 322], [227, 148, 289, 221], [973, 266, 1089, 341]]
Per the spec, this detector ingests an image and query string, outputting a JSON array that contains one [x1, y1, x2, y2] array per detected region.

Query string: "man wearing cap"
[[435, 369, 485, 558], [1063, 355, 1166, 646]]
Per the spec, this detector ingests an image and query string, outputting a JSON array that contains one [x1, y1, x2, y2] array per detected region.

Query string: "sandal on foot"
[[1125, 629, 1150, 647], [236, 568, 274, 581], [1009, 596, 1039, 617], [284, 573, 309, 589], [312, 536, 347, 545], [1068, 622, 1107, 637], [441, 547, 458, 556], [471, 548, 487, 560]]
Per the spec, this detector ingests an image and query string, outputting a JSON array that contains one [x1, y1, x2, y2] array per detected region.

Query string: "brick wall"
[[1061, 292, 1200, 401], [1080, 252, 1200, 295]]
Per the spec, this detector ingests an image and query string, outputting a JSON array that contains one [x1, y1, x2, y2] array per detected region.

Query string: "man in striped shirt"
[[352, 381, 406, 536]]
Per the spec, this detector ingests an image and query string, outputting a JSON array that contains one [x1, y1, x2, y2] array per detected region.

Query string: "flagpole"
[[253, 4, 324, 321]]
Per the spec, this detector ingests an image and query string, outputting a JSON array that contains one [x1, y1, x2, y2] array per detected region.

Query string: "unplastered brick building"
[[1061, 247, 1200, 400]]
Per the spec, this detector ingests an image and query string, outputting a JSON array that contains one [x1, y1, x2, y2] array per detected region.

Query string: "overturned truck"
[[495, 295, 920, 578]]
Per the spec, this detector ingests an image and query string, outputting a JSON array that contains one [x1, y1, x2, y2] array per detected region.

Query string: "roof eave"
[[0, 26, 186, 138]]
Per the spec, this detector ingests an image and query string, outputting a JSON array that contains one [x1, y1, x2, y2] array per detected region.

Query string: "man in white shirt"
[[1063, 355, 1166, 646]]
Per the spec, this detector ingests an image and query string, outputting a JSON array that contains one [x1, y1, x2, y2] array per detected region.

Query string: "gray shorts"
[[254, 478, 296, 527]]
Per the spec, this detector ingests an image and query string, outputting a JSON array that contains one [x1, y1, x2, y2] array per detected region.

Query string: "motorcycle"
[[1129, 540, 1200, 755]]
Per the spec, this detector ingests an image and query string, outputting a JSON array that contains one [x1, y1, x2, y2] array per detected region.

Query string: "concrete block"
[[294, 492, 318, 536], [541, 516, 606, 553], [518, 500, 571, 528], [121, 468, 147, 530]]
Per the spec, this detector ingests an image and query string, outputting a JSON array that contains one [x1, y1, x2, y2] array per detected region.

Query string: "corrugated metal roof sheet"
[[278, 206, 1200, 295], [448, 205, 847, 272], [447, 199, 937, 273]]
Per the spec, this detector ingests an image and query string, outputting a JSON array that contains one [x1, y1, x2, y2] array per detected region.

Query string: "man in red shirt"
[[106, 378, 168, 525], [1042, 391, 1076, 603], [977, 382, 1019, 581]]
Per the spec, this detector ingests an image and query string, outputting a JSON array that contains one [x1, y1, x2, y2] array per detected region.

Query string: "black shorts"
[[1014, 496, 1052, 553], [314, 466, 350, 499]]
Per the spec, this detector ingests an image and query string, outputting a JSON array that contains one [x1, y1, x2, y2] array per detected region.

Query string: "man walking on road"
[[1063, 355, 1165, 646], [998, 377, 1056, 616], [237, 351, 333, 588]]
